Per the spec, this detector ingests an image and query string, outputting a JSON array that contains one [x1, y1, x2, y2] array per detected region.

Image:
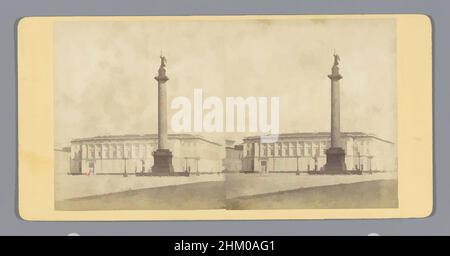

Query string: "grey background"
[[0, 0, 446, 235]]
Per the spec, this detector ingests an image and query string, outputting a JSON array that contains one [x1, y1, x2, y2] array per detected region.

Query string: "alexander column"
[[151, 55, 174, 175], [324, 53, 347, 173]]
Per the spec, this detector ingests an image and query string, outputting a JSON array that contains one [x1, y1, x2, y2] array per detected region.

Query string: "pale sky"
[[54, 18, 396, 147]]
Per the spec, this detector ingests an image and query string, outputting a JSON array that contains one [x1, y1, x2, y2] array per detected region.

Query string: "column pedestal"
[[324, 147, 347, 174], [152, 149, 174, 175]]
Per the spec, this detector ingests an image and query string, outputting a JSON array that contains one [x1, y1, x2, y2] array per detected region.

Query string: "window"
[[112, 144, 117, 158], [298, 145, 303, 156], [140, 144, 145, 158], [269, 144, 274, 156], [126, 144, 131, 158], [96, 145, 102, 159], [132, 144, 138, 158], [81, 145, 87, 159], [146, 144, 152, 157], [118, 145, 124, 158], [89, 145, 95, 159], [261, 144, 266, 156], [247, 143, 255, 157], [104, 145, 109, 159]]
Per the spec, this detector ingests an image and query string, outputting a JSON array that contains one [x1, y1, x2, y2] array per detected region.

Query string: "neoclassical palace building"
[[66, 132, 395, 175], [241, 132, 396, 173], [69, 134, 224, 175]]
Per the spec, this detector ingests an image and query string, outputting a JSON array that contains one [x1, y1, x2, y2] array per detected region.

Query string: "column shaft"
[[158, 81, 168, 149], [331, 79, 341, 148]]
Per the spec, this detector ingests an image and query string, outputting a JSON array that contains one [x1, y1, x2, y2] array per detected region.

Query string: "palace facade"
[[241, 132, 396, 173], [69, 134, 224, 175], [222, 140, 244, 172]]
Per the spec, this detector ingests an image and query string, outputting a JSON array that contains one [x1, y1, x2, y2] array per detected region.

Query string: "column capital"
[[155, 74, 169, 82], [328, 73, 343, 80]]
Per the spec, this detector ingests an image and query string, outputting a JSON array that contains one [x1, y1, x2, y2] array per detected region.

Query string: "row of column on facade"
[[243, 140, 371, 158], [72, 143, 159, 160]]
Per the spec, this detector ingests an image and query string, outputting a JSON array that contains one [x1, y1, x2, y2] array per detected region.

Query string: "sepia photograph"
[[52, 18, 397, 211]]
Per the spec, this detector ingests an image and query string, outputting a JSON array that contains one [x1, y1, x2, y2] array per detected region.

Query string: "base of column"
[[323, 147, 347, 174], [151, 149, 174, 175]]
